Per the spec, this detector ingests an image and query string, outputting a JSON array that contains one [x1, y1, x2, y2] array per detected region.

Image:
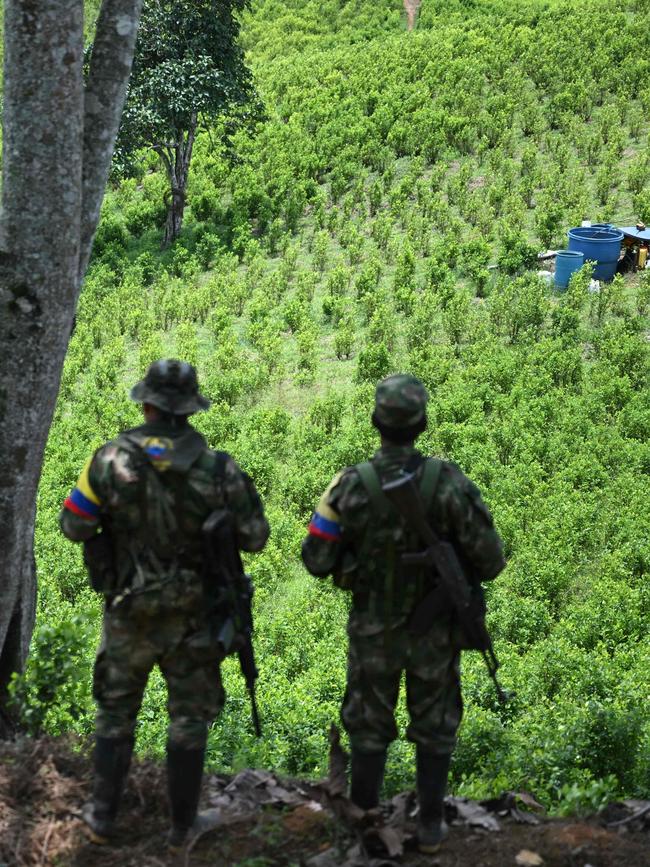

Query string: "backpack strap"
[[419, 457, 443, 510], [356, 462, 394, 629], [355, 457, 444, 629], [356, 461, 391, 517], [356, 457, 442, 518]]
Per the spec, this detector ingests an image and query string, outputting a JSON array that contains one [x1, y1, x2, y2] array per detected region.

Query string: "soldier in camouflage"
[[60, 359, 269, 850], [302, 374, 505, 853]]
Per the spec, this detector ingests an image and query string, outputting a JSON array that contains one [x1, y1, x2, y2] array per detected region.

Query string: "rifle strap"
[[356, 457, 443, 545]]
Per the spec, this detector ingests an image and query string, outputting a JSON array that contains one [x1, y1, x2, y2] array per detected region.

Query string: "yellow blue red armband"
[[308, 509, 342, 542], [63, 459, 101, 521], [308, 472, 343, 542]]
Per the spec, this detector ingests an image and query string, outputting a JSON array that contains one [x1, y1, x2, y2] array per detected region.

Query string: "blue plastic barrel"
[[567, 226, 623, 281], [555, 250, 584, 289]]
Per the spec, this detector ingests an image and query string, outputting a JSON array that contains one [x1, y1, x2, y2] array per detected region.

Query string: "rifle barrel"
[[249, 687, 262, 737]]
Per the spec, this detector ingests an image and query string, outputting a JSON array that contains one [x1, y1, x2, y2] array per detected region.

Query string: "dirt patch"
[[403, 0, 422, 32], [0, 737, 648, 867], [423, 822, 650, 867]]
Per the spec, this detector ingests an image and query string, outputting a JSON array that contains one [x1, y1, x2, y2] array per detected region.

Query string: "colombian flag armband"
[[308, 506, 342, 542], [308, 473, 343, 542], [63, 459, 102, 521]]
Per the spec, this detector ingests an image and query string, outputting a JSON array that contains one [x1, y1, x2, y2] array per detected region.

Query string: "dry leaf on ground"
[[515, 850, 544, 866]]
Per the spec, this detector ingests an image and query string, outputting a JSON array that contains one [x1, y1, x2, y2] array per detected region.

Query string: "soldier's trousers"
[[341, 610, 463, 755], [93, 595, 224, 750]]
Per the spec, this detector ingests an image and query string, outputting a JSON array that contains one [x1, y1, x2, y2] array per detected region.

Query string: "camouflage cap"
[[130, 359, 211, 415], [373, 373, 428, 429]]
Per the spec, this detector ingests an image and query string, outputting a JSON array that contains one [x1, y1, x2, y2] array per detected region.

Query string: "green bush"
[[355, 342, 392, 384], [11, 607, 97, 736]]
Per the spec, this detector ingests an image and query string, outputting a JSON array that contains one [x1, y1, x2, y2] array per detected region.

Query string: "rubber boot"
[[167, 744, 208, 852], [349, 748, 387, 810], [416, 747, 451, 853], [82, 735, 134, 845]]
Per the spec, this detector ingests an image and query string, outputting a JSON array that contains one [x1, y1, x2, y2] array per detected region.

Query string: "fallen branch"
[[607, 803, 650, 828]]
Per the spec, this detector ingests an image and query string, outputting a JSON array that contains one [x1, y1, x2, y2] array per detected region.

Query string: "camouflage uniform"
[[61, 421, 268, 748], [60, 360, 269, 846], [303, 447, 503, 754], [302, 374, 505, 850]]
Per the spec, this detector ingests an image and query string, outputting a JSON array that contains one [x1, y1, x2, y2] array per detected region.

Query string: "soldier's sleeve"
[[301, 471, 345, 577], [443, 463, 506, 582], [59, 455, 103, 542], [222, 457, 270, 552]]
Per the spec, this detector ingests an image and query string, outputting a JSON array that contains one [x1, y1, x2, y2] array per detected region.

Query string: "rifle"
[[83, 524, 117, 595], [202, 509, 262, 736], [382, 471, 508, 705]]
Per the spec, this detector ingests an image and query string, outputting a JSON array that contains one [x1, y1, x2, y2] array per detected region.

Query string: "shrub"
[[355, 342, 391, 383], [10, 608, 97, 736], [196, 233, 224, 270], [93, 211, 130, 254], [334, 314, 355, 359]]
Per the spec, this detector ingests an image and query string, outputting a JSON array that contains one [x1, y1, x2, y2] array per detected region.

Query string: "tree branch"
[[152, 144, 174, 181], [79, 0, 143, 279], [182, 113, 198, 186]]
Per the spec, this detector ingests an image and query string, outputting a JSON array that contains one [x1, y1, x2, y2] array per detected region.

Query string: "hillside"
[[13, 0, 650, 820]]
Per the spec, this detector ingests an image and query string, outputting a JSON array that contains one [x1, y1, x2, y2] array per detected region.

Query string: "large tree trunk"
[[161, 114, 198, 247], [0, 0, 85, 733], [0, 0, 143, 734]]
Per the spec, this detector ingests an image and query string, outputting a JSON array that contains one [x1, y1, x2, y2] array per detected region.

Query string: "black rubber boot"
[[416, 747, 451, 853], [167, 744, 206, 851], [349, 748, 387, 810], [82, 735, 134, 845]]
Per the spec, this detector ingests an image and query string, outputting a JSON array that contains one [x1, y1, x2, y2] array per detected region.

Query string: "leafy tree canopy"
[[118, 0, 253, 157], [114, 0, 257, 243]]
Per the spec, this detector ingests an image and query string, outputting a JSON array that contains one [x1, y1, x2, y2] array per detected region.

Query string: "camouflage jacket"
[[302, 445, 505, 627], [60, 420, 269, 595]]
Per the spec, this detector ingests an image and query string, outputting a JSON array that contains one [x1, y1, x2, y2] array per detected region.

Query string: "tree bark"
[[0, 0, 142, 733], [161, 114, 198, 247], [80, 0, 144, 278]]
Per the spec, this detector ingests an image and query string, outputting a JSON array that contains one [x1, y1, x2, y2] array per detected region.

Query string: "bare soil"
[[403, 0, 422, 32], [0, 737, 648, 867]]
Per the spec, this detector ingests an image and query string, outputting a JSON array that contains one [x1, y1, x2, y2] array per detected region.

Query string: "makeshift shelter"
[[620, 225, 650, 270]]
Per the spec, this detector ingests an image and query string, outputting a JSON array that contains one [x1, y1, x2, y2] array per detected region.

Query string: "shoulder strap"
[[356, 461, 391, 516], [355, 461, 393, 627], [354, 456, 445, 629], [419, 457, 442, 510], [356, 457, 442, 515]]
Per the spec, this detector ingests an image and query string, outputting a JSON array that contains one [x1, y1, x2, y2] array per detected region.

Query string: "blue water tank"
[[567, 227, 623, 281], [555, 250, 584, 289]]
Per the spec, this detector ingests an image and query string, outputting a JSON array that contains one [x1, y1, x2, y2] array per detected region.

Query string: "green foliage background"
[[16, 0, 650, 813]]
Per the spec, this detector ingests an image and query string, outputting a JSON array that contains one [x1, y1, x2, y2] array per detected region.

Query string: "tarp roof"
[[620, 226, 650, 242]]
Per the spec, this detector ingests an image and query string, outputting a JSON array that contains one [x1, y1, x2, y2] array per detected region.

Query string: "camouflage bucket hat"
[[373, 373, 428, 429], [130, 359, 211, 415]]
